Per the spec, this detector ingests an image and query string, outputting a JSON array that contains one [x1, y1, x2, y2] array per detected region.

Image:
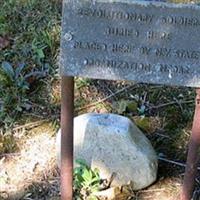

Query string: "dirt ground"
[[0, 122, 59, 200], [0, 116, 198, 200]]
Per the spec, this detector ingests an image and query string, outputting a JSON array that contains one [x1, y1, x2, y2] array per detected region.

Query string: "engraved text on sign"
[[61, 0, 200, 87]]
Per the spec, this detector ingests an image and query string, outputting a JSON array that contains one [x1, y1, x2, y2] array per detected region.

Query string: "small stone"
[[94, 186, 131, 200], [56, 113, 158, 190]]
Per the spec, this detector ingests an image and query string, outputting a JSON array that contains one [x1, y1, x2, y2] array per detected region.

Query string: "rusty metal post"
[[61, 76, 74, 200], [181, 89, 200, 200]]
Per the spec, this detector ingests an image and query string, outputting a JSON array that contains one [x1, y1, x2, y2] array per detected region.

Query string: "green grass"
[[0, 0, 61, 128]]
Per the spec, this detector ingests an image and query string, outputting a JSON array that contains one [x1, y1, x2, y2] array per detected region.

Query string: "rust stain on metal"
[[61, 76, 74, 200], [181, 89, 200, 200]]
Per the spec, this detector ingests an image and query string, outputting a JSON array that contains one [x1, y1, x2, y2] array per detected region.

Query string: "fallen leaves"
[[0, 36, 9, 50]]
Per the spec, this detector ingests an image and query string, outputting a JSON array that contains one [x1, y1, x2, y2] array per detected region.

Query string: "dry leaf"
[[0, 36, 10, 50]]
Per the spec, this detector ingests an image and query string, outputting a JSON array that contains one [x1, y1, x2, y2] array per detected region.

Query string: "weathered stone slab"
[[60, 0, 200, 87]]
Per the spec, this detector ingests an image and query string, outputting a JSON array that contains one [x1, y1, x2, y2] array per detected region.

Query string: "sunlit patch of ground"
[[0, 122, 59, 200], [0, 119, 199, 199], [136, 177, 181, 200]]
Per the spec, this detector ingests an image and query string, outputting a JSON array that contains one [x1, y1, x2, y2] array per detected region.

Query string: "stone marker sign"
[[60, 0, 200, 87]]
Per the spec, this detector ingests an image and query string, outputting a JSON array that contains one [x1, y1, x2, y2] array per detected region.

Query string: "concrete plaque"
[[60, 0, 200, 87]]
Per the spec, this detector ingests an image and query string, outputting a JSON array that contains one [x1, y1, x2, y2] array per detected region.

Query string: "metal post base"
[[61, 76, 74, 200], [181, 89, 200, 200]]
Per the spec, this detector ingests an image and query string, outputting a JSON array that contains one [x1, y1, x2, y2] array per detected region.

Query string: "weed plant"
[[74, 159, 101, 200], [0, 0, 61, 128]]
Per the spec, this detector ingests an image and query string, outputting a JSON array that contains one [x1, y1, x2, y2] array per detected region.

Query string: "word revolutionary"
[[77, 8, 154, 24]]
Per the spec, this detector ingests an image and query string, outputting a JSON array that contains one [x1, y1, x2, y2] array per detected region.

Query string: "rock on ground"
[[56, 113, 158, 190]]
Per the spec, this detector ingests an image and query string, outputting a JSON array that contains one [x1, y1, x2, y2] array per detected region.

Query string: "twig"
[[159, 157, 186, 168], [138, 188, 166, 193], [174, 97, 183, 112], [149, 100, 193, 110], [155, 132, 171, 139], [13, 119, 49, 131], [76, 85, 135, 112], [159, 157, 200, 170], [23, 112, 46, 119], [0, 153, 21, 157]]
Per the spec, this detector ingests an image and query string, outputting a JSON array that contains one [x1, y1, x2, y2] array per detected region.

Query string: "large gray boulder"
[[56, 113, 158, 190]]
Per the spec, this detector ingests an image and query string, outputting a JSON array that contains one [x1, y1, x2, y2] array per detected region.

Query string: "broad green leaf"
[[82, 168, 92, 183], [88, 195, 98, 200], [15, 63, 26, 78], [127, 101, 138, 112], [1, 62, 14, 80], [75, 159, 89, 168], [134, 117, 151, 133], [36, 48, 45, 59]]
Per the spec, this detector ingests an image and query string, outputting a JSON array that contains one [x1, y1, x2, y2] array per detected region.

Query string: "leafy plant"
[[0, 61, 46, 128], [75, 78, 92, 90], [0, 0, 61, 128], [74, 159, 101, 200], [32, 38, 46, 62], [134, 116, 151, 133]]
